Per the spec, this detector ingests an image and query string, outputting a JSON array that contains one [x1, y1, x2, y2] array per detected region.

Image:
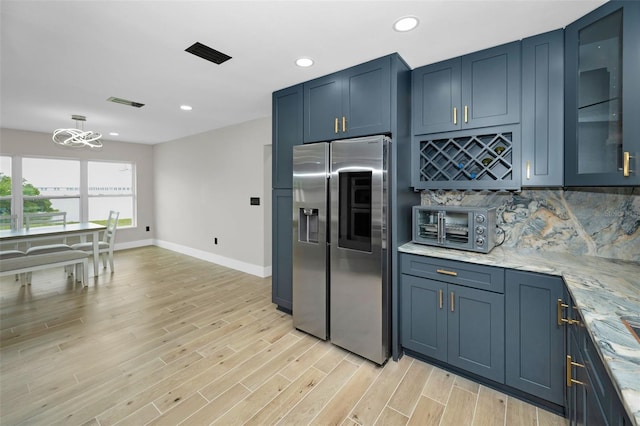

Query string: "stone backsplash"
[[420, 187, 640, 262]]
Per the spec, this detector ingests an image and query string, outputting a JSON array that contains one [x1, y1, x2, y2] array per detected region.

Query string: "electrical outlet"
[[146, 226, 150, 232], [214, 237, 218, 245]]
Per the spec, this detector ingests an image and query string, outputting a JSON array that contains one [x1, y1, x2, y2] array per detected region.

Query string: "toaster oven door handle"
[[438, 212, 446, 244]]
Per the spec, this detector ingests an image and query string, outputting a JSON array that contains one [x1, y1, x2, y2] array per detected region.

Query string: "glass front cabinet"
[[564, 0, 640, 186]]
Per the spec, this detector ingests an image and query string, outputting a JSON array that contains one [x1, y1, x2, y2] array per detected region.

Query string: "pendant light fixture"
[[52, 115, 103, 149]]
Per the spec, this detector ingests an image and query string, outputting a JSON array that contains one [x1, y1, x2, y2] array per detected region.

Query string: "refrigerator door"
[[292, 142, 329, 340], [330, 135, 390, 364]]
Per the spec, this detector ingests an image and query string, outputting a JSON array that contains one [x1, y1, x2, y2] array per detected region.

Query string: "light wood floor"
[[0, 246, 567, 426]]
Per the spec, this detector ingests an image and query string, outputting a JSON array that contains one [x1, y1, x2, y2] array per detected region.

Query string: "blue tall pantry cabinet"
[[271, 84, 303, 312]]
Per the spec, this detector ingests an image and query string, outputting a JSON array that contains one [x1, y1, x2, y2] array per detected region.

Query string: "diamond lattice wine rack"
[[414, 125, 521, 190]]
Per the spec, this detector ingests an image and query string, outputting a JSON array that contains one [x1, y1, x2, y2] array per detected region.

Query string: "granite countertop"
[[399, 242, 640, 425]]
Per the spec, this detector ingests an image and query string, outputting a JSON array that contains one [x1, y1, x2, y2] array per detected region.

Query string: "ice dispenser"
[[299, 208, 319, 243]]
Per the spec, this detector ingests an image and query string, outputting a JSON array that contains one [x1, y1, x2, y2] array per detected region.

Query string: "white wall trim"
[[114, 239, 154, 251], [154, 239, 272, 278]]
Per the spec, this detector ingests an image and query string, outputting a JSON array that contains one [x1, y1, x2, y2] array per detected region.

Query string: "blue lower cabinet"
[[505, 270, 565, 405], [448, 284, 504, 383], [400, 259, 505, 384], [401, 274, 447, 362]]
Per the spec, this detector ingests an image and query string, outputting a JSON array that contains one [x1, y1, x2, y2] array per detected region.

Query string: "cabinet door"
[[521, 30, 564, 187], [400, 274, 447, 362], [567, 329, 583, 426], [448, 284, 505, 383], [273, 85, 303, 188], [461, 42, 521, 129], [564, 1, 640, 186], [342, 57, 391, 138], [505, 270, 565, 404], [412, 58, 461, 135], [272, 189, 292, 311], [303, 73, 342, 143]]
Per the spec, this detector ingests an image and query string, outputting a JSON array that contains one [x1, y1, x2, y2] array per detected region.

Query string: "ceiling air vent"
[[107, 97, 145, 108], [185, 42, 232, 65]]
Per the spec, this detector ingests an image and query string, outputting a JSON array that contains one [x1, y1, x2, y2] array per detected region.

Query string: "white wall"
[[153, 117, 272, 277], [0, 128, 155, 249]]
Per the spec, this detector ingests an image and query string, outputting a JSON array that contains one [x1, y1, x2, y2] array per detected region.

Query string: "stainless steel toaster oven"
[[412, 205, 497, 253]]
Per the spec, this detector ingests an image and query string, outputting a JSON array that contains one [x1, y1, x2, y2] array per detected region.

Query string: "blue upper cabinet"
[[304, 56, 391, 143], [461, 42, 521, 130], [564, 0, 640, 186], [521, 30, 565, 187], [412, 41, 520, 136], [272, 84, 303, 189], [412, 58, 461, 134]]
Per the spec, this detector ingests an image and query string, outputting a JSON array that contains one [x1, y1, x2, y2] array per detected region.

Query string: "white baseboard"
[[114, 239, 154, 251], [153, 239, 272, 278]]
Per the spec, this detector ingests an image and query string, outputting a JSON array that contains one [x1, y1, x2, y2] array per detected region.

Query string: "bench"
[[0, 250, 89, 286]]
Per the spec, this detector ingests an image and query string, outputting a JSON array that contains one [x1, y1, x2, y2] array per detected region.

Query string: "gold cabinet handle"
[[342, 116, 346, 132], [566, 355, 586, 387], [439, 289, 443, 309], [623, 151, 632, 177], [334, 118, 339, 134], [453, 107, 457, 125], [450, 292, 455, 312], [464, 105, 468, 123], [436, 269, 458, 277], [557, 299, 579, 326], [526, 161, 531, 180]]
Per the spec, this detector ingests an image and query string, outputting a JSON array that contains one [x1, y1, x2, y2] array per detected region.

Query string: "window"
[[88, 161, 135, 227], [22, 157, 80, 221], [0, 156, 11, 217], [0, 156, 136, 229], [0, 156, 13, 230]]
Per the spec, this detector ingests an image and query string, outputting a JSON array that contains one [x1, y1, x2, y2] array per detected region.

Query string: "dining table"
[[0, 222, 107, 277]]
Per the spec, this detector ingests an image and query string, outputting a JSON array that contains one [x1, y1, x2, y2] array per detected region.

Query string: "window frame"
[[2, 155, 137, 229]]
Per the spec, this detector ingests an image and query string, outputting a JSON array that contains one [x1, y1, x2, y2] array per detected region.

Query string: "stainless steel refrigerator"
[[292, 135, 391, 365]]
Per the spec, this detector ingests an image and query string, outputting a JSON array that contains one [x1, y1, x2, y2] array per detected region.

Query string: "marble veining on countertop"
[[399, 242, 640, 425]]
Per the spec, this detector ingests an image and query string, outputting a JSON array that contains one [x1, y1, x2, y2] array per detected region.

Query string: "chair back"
[[0, 214, 18, 230], [103, 210, 120, 244], [24, 212, 67, 230]]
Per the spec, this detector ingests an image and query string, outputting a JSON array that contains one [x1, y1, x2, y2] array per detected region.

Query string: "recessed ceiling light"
[[295, 57, 314, 68], [109, 132, 119, 136], [393, 16, 419, 32], [180, 105, 193, 111]]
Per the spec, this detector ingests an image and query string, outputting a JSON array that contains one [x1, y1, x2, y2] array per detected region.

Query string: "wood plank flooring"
[[0, 246, 567, 425]]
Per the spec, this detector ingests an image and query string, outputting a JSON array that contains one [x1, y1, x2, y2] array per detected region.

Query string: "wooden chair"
[[24, 212, 67, 230], [23, 212, 68, 247], [71, 211, 120, 273]]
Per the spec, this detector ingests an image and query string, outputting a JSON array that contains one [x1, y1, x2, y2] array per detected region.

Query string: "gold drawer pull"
[[557, 299, 579, 326], [566, 355, 585, 387], [623, 151, 633, 177], [526, 161, 531, 180], [464, 105, 469, 123], [439, 289, 443, 309], [436, 269, 458, 277], [453, 107, 457, 125], [342, 116, 346, 132], [450, 292, 455, 312]]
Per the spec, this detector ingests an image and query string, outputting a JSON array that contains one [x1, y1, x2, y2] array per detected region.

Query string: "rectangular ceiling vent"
[[185, 42, 232, 65], [107, 97, 145, 108]]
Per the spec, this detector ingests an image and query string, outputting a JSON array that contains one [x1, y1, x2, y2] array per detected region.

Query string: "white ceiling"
[[1, 0, 606, 145]]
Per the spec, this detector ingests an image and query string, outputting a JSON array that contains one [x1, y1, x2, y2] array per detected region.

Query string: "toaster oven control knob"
[[476, 226, 485, 235], [476, 214, 486, 224], [476, 236, 485, 246]]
